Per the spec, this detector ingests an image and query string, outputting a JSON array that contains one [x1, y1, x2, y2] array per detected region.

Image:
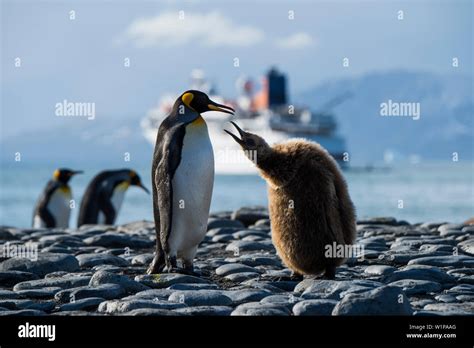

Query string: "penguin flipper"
[[99, 191, 116, 225], [153, 124, 186, 255], [33, 180, 59, 228], [38, 206, 56, 228]]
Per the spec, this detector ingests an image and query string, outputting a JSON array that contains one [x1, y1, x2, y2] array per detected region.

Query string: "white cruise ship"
[[141, 68, 348, 174]]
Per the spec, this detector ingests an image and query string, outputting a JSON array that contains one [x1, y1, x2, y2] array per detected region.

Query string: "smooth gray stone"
[[131, 289, 175, 301], [357, 217, 399, 226], [332, 286, 413, 315], [83, 233, 153, 248], [26, 301, 56, 312], [458, 239, 474, 256], [13, 275, 91, 291], [173, 306, 233, 316], [215, 263, 259, 276], [266, 281, 298, 292], [240, 279, 286, 293], [296, 279, 383, 300], [0, 271, 39, 287], [423, 302, 474, 315], [224, 289, 273, 305], [0, 309, 45, 316], [59, 297, 105, 311], [225, 240, 275, 253], [435, 294, 458, 303], [260, 294, 302, 309], [45, 271, 71, 278], [212, 234, 235, 243], [135, 274, 210, 289], [438, 224, 465, 233], [98, 299, 186, 314], [0, 299, 34, 310], [131, 253, 154, 266], [54, 284, 126, 303], [122, 308, 179, 316], [206, 227, 242, 237], [225, 272, 260, 282], [167, 283, 219, 290], [446, 284, 474, 295], [14, 287, 62, 299], [364, 265, 396, 276], [76, 253, 129, 267], [168, 290, 232, 306], [408, 255, 473, 267], [207, 219, 245, 231], [383, 266, 455, 284], [292, 299, 338, 316], [456, 295, 474, 302], [419, 244, 456, 253], [0, 253, 79, 277], [231, 207, 269, 226], [0, 290, 21, 299], [89, 270, 149, 293], [52, 310, 104, 316], [225, 254, 282, 267], [38, 235, 83, 247], [231, 302, 290, 316], [91, 265, 123, 273], [232, 230, 269, 240], [388, 279, 442, 295]]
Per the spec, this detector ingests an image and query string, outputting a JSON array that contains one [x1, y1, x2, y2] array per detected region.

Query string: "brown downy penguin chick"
[[225, 122, 356, 279]]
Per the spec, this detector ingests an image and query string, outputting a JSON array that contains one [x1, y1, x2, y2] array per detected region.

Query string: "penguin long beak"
[[138, 183, 150, 194], [224, 121, 246, 146], [207, 100, 235, 115], [72, 170, 84, 175]]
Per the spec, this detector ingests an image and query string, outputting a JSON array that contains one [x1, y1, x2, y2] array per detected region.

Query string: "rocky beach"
[[0, 207, 473, 316]]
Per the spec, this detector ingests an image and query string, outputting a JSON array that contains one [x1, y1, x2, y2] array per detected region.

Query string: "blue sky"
[[1, 0, 472, 136]]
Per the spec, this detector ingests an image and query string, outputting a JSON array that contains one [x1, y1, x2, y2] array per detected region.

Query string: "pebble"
[[423, 302, 474, 315], [98, 299, 185, 314], [215, 263, 260, 276], [122, 308, 179, 316], [14, 287, 62, 299], [383, 265, 455, 284], [0, 271, 39, 287], [231, 302, 290, 316], [168, 290, 232, 306], [260, 294, 302, 309], [13, 275, 91, 291], [207, 219, 244, 230], [332, 286, 413, 315], [231, 206, 269, 226], [364, 265, 396, 276], [131, 253, 154, 266], [292, 299, 338, 316], [134, 274, 210, 289], [224, 289, 273, 305], [458, 239, 474, 256], [83, 233, 153, 249], [226, 240, 275, 253], [173, 306, 233, 316], [54, 284, 126, 303], [59, 297, 105, 312], [76, 253, 129, 268], [0, 253, 79, 277], [225, 272, 260, 282], [408, 255, 474, 267], [388, 279, 442, 295], [88, 270, 149, 293]]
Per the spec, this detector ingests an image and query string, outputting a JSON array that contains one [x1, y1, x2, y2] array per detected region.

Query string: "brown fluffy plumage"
[[225, 122, 356, 278]]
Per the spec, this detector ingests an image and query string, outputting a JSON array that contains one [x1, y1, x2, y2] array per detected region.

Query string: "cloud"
[[121, 11, 264, 47], [275, 32, 314, 49]]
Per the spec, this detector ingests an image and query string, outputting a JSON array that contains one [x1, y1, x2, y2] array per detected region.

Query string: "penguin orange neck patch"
[[181, 92, 194, 109], [190, 115, 205, 126]]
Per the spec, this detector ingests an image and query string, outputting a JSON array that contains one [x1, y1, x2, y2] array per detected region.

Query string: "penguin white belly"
[[169, 119, 214, 257], [46, 189, 72, 228], [98, 184, 128, 224]]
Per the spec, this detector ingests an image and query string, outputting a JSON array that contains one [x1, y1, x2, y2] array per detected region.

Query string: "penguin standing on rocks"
[[33, 168, 83, 228], [147, 90, 234, 274], [77, 169, 149, 226], [225, 122, 356, 279]]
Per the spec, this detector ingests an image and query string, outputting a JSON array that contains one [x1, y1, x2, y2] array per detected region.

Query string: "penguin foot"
[[146, 255, 165, 275]]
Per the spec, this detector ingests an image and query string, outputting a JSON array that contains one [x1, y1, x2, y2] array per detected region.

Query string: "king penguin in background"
[[77, 169, 149, 226], [147, 90, 234, 274], [33, 168, 83, 228]]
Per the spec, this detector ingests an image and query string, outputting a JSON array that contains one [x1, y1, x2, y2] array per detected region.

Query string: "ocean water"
[[0, 163, 472, 228]]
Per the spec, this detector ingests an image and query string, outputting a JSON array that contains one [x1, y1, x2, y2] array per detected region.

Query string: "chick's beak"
[[207, 100, 235, 115], [224, 121, 246, 146]]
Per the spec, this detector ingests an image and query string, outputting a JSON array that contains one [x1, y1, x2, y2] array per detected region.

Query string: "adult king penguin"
[[147, 90, 234, 274], [77, 169, 149, 226], [32, 168, 83, 228]]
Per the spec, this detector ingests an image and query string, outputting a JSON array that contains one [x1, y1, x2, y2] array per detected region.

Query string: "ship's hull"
[[142, 114, 347, 174]]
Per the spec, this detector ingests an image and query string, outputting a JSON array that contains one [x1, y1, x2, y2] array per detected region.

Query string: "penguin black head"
[[53, 168, 83, 184], [128, 170, 150, 194], [225, 121, 270, 154], [179, 90, 235, 115]]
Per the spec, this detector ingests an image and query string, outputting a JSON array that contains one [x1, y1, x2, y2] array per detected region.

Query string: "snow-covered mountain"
[[296, 70, 473, 164]]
